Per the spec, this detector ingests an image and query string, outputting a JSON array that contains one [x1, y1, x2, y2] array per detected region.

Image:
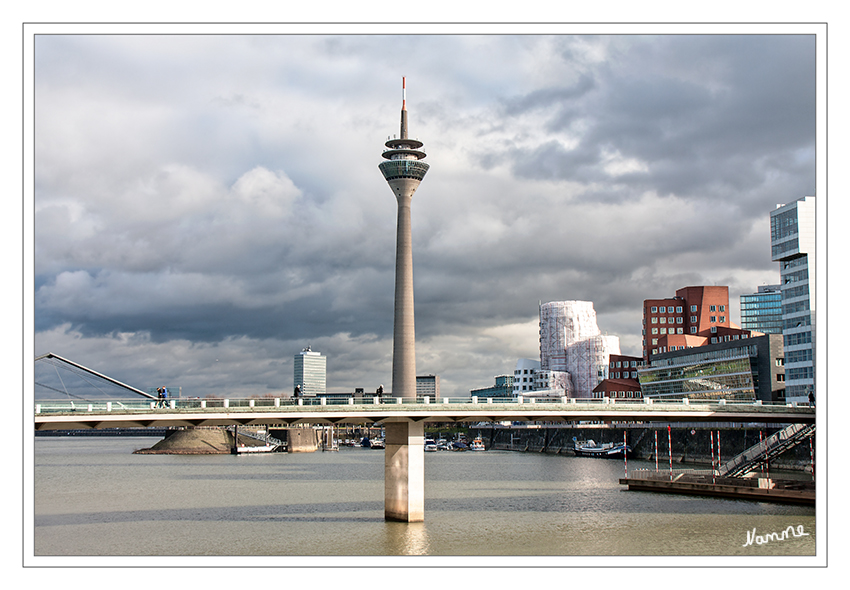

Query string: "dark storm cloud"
[[488, 35, 815, 204]]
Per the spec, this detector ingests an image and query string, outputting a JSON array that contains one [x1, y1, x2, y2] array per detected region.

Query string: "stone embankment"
[[133, 426, 319, 454]]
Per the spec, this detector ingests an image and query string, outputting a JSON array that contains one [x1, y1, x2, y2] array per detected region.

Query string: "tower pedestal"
[[384, 421, 425, 522]]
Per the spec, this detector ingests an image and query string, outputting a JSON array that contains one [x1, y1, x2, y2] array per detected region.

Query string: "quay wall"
[[469, 424, 815, 471], [134, 426, 319, 454], [269, 427, 319, 453]]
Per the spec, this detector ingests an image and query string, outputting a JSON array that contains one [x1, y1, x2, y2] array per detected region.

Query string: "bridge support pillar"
[[384, 421, 425, 522]]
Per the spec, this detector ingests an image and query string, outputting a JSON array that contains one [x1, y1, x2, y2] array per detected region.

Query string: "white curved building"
[[539, 301, 619, 398]]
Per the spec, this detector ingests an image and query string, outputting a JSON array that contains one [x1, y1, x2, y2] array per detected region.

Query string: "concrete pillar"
[[384, 421, 425, 522], [391, 191, 417, 400]]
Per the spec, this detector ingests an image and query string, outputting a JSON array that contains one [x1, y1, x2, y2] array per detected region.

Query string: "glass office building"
[[638, 334, 784, 402], [294, 346, 326, 396], [740, 285, 782, 334], [770, 196, 816, 403], [638, 347, 757, 401]]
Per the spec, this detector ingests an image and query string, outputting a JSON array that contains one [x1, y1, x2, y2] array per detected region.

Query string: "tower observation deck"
[[379, 78, 430, 186]]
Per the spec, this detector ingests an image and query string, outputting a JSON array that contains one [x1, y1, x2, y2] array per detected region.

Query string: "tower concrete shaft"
[[379, 77, 429, 400]]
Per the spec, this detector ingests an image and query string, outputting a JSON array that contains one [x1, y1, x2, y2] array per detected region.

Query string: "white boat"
[[370, 438, 386, 449], [424, 439, 437, 452], [436, 438, 449, 451], [235, 444, 278, 454], [470, 437, 485, 451]]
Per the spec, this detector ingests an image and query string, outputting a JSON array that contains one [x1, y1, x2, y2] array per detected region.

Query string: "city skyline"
[[31, 29, 821, 399]]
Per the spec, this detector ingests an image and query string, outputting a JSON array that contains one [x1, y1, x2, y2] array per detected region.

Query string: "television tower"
[[379, 77, 429, 399]]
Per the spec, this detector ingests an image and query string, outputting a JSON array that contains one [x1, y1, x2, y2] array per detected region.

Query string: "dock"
[[620, 471, 814, 505]]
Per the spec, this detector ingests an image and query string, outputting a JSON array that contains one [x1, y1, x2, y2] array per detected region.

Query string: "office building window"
[[691, 305, 698, 312]]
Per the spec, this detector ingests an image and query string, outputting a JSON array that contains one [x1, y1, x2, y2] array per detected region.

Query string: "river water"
[[32, 436, 817, 562]]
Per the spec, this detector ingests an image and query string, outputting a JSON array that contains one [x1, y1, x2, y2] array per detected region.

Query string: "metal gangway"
[[717, 422, 815, 477]]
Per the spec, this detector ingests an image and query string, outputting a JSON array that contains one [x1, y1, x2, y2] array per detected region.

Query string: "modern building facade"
[[513, 358, 541, 395], [638, 334, 785, 403], [539, 301, 619, 398], [642, 286, 732, 360], [293, 346, 326, 397], [415, 374, 440, 400], [379, 77, 429, 401], [771, 196, 816, 404], [471, 375, 514, 398], [740, 285, 783, 334], [593, 354, 644, 399]]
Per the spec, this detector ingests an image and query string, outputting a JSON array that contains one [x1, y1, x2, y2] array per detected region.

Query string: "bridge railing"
[[33, 396, 808, 414]]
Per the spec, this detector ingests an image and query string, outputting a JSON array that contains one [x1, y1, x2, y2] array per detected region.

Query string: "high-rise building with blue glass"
[[740, 285, 783, 334], [770, 196, 815, 403]]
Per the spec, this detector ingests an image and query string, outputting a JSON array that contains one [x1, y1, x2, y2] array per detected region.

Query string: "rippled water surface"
[[33, 437, 816, 558]]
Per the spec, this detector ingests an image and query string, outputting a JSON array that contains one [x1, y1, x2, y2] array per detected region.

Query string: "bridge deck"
[[34, 398, 815, 430]]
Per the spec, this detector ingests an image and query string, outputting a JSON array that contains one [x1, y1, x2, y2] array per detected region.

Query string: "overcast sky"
[[32, 31, 818, 398]]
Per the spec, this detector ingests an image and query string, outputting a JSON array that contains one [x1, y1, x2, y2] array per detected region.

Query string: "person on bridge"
[[156, 387, 165, 408], [294, 385, 301, 399], [808, 390, 815, 408], [377, 384, 384, 400]]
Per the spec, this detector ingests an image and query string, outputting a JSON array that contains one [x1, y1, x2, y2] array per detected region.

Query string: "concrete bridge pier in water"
[[384, 421, 425, 522]]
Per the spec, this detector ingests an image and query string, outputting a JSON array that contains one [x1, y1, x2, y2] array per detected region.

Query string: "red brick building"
[[642, 286, 742, 360], [593, 354, 644, 399]]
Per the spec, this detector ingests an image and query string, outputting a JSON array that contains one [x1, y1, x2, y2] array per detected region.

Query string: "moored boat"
[[370, 438, 386, 449], [235, 444, 278, 454], [470, 437, 485, 451], [424, 439, 437, 452], [573, 439, 631, 458]]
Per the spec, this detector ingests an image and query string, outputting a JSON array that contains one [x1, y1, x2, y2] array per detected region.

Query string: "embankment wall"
[[469, 425, 814, 471]]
